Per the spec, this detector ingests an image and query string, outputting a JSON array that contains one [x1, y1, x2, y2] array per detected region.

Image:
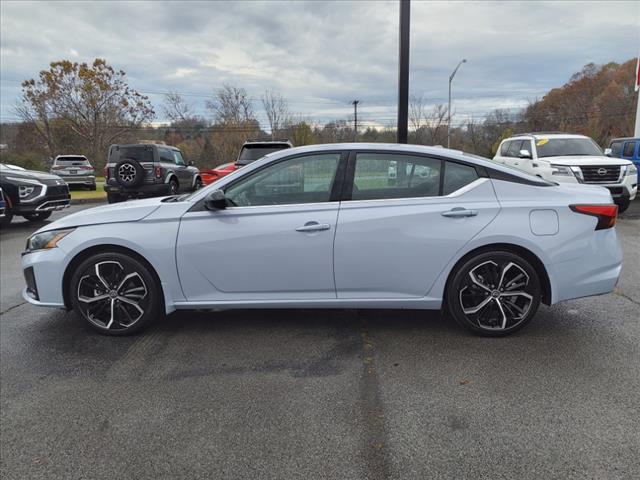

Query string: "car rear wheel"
[[70, 252, 163, 336], [193, 177, 202, 191], [446, 250, 541, 336], [23, 211, 52, 222]]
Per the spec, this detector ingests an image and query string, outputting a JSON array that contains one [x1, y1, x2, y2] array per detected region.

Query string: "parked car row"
[[493, 133, 637, 213]]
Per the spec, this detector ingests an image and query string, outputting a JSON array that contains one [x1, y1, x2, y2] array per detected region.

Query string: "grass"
[[69, 177, 106, 202]]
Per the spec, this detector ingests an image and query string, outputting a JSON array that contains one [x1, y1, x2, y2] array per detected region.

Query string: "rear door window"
[[159, 148, 174, 163], [351, 153, 441, 200], [500, 141, 512, 156]]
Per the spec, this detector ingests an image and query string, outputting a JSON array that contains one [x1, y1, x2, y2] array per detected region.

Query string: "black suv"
[[104, 144, 201, 203], [237, 140, 293, 167], [0, 163, 70, 226]]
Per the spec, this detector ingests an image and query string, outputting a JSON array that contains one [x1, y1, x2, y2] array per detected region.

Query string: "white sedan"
[[22, 143, 622, 336]]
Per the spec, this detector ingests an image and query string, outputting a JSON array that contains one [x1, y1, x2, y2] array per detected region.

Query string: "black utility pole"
[[352, 100, 360, 141], [397, 0, 410, 143]]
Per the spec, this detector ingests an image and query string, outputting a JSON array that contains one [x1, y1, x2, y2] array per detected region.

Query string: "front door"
[[176, 152, 344, 302], [334, 152, 500, 298]]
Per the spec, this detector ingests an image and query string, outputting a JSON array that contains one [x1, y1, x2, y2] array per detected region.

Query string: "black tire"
[[69, 252, 163, 336], [115, 158, 145, 188], [107, 193, 125, 204], [23, 211, 52, 222], [0, 210, 13, 227], [615, 198, 630, 214], [446, 250, 541, 336], [193, 177, 202, 191], [169, 178, 179, 195]]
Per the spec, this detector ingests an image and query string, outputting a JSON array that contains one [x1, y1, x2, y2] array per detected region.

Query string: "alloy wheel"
[[76, 261, 148, 331], [458, 260, 535, 331], [118, 163, 137, 183]]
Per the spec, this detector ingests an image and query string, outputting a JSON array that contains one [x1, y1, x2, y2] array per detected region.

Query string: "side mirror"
[[518, 149, 532, 159], [604, 148, 612, 157], [188, 160, 195, 166], [204, 189, 227, 210]]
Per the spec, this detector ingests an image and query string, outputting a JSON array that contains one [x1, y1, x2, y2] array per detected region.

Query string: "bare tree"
[[207, 84, 255, 125], [162, 92, 195, 124], [261, 90, 289, 139]]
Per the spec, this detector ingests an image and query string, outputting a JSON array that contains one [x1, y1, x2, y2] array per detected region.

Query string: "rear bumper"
[[550, 227, 622, 304], [58, 175, 95, 185], [104, 181, 171, 198]]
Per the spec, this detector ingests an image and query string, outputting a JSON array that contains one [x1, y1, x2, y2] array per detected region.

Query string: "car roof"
[[112, 143, 180, 151], [261, 142, 543, 179], [507, 133, 589, 140], [609, 137, 639, 142]]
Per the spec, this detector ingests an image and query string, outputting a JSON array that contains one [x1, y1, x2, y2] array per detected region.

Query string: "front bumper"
[[14, 194, 70, 214], [21, 247, 67, 308]]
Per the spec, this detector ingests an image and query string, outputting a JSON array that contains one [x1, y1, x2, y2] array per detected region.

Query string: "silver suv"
[[104, 144, 201, 203], [50, 155, 96, 190], [494, 133, 637, 212]]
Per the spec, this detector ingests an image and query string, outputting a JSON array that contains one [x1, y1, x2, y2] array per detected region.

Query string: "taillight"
[[570, 204, 618, 230], [154, 166, 163, 178], [103, 166, 109, 179]]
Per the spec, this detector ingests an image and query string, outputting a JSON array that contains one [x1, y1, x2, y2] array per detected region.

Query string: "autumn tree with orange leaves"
[[16, 59, 154, 167]]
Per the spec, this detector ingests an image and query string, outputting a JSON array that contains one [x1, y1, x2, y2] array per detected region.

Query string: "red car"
[[201, 140, 292, 185]]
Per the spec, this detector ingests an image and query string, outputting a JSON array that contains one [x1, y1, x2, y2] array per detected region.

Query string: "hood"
[[37, 196, 165, 233], [544, 155, 632, 167], [1, 168, 66, 186]]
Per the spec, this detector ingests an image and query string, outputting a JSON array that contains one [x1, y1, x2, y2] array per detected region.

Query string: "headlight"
[[19, 185, 35, 198], [25, 228, 74, 253], [551, 165, 575, 177], [627, 164, 638, 176], [5, 176, 44, 202]]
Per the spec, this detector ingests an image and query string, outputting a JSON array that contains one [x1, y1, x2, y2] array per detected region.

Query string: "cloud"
[[1, 0, 638, 126]]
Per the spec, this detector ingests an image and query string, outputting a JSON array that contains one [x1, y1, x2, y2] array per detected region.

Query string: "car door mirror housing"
[[518, 149, 532, 159], [204, 189, 227, 210], [188, 160, 195, 166], [604, 148, 612, 157]]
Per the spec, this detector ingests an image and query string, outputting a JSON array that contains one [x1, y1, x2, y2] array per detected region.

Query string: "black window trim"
[[189, 150, 349, 212], [342, 149, 487, 202]]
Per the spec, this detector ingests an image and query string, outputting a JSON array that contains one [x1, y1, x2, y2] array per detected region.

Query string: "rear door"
[[333, 151, 500, 299]]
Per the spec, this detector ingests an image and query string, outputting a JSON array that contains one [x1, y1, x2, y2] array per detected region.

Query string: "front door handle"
[[441, 208, 478, 218], [296, 222, 331, 232]]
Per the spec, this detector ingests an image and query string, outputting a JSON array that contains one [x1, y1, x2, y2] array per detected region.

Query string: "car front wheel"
[[446, 250, 541, 336], [69, 252, 163, 335]]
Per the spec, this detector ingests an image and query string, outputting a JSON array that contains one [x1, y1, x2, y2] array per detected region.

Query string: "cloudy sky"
[[1, 0, 638, 129]]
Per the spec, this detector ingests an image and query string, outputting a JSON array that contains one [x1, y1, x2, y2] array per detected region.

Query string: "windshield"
[[535, 138, 603, 158], [237, 145, 288, 164]]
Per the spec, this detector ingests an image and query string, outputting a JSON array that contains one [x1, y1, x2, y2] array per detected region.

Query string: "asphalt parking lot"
[[1, 203, 639, 480]]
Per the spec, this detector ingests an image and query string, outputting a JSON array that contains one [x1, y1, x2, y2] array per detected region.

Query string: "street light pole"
[[352, 100, 360, 141], [397, 0, 410, 143], [447, 58, 466, 148]]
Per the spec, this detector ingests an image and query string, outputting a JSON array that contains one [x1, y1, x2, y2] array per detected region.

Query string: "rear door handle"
[[441, 208, 478, 218], [296, 222, 331, 232]]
